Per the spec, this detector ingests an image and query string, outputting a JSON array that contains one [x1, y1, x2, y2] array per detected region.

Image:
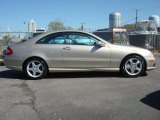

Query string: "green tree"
[[3, 35, 11, 46], [48, 20, 73, 31]]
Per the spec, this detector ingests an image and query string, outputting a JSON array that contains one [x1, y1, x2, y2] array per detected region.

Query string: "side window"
[[36, 33, 65, 44], [48, 36, 64, 44], [65, 33, 98, 46]]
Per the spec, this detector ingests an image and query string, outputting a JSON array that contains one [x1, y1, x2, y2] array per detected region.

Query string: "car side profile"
[[4, 30, 156, 79]]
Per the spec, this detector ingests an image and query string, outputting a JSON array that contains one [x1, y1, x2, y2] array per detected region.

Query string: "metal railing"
[[146, 34, 160, 50]]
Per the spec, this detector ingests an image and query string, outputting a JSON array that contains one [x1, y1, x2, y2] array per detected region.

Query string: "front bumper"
[[146, 58, 156, 70]]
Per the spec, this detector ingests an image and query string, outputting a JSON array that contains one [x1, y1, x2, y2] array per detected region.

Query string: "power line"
[[121, 18, 135, 25]]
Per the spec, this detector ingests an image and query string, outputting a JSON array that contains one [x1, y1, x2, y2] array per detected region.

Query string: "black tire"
[[121, 55, 145, 77], [24, 58, 47, 80]]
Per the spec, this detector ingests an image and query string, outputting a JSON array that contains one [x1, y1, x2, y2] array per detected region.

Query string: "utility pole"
[[23, 21, 26, 32], [135, 9, 139, 29], [81, 23, 85, 31]]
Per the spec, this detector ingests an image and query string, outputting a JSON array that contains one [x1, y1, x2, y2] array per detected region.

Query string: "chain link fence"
[[129, 34, 160, 51], [0, 32, 32, 55]]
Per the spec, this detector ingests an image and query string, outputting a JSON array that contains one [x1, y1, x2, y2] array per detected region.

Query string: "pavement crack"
[[19, 80, 41, 120]]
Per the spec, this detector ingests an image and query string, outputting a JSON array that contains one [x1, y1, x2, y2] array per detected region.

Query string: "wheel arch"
[[120, 54, 147, 71], [22, 56, 49, 72]]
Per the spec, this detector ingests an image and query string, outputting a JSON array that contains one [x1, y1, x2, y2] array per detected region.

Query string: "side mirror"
[[96, 41, 105, 47]]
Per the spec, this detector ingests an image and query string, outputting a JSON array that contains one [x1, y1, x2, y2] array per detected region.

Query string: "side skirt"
[[49, 68, 120, 72]]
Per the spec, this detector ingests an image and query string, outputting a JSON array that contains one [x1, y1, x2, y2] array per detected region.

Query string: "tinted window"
[[64, 33, 98, 46], [36, 33, 65, 44]]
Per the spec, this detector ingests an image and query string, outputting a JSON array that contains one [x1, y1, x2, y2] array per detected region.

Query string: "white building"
[[28, 19, 36, 32]]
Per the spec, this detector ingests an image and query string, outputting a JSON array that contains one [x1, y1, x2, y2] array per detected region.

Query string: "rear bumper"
[[4, 56, 23, 71]]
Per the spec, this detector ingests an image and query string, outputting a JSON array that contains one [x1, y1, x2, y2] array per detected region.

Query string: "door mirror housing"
[[96, 41, 105, 47]]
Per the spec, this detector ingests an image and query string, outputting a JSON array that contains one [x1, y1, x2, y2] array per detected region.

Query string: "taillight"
[[5, 47, 13, 55]]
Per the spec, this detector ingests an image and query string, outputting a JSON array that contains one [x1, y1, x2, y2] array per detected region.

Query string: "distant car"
[[3, 30, 156, 79]]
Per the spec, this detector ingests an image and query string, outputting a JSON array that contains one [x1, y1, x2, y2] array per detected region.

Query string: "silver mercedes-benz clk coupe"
[[4, 30, 156, 79]]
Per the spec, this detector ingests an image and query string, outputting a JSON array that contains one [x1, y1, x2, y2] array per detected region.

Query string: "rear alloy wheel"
[[25, 58, 47, 79], [121, 55, 145, 77]]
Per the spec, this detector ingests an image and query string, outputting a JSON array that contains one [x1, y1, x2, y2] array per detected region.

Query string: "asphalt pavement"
[[0, 58, 159, 120]]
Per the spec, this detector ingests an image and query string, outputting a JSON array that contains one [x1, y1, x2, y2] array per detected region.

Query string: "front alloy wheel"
[[121, 56, 145, 77], [25, 58, 47, 79]]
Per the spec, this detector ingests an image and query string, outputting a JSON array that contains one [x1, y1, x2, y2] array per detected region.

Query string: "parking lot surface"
[[0, 58, 159, 120]]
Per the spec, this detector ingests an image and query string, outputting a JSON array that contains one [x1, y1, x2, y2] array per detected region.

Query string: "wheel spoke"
[[125, 64, 131, 69], [37, 63, 43, 74], [136, 67, 141, 72], [32, 62, 36, 67], [129, 59, 134, 64], [131, 68, 135, 74], [37, 64, 42, 68], [37, 69, 43, 74], [28, 67, 33, 71], [136, 60, 140, 65], [33, 71, 37, 76]]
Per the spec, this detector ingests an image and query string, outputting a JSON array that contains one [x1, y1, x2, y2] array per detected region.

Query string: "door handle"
[[63, 47, 71, 50]]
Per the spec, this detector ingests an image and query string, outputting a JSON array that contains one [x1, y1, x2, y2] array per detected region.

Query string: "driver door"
[[62, 32, 111, 68]]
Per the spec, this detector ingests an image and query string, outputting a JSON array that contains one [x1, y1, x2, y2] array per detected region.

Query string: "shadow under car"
[[0, 69, 122, 80]]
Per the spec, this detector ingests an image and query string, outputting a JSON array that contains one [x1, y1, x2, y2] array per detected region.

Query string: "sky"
[[0, 0, 160, 32]]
